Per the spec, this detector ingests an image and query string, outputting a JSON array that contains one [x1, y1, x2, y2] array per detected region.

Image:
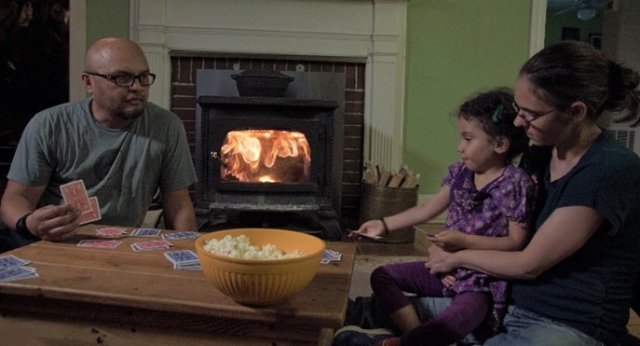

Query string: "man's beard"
[[115, 105, 145, 120]]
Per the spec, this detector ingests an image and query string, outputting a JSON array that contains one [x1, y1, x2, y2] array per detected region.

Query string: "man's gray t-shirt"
[[8, 98, 198, 227]]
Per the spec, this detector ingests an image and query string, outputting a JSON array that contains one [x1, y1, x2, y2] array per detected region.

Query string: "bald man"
[[0, 37, 198, 248]]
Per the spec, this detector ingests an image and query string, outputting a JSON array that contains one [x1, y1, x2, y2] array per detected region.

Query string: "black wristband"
[[15, 212, 39, 240], [380, 217, 390, 235]]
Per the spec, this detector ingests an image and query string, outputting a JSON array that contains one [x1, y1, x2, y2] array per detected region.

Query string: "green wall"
[[405, 0, 532, 193], [85, 0, 130, 46]]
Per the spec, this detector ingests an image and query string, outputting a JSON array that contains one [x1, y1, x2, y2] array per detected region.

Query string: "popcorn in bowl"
[[203, 234, 304, 260], [194, 228, 326, 305]]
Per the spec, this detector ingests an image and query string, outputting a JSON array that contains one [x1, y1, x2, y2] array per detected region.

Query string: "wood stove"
[[195, 95, 342, 240]]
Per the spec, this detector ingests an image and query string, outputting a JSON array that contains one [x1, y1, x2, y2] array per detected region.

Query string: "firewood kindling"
[[362, 161, 419, 188]]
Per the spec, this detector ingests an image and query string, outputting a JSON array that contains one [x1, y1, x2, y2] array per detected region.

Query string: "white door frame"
[[530, 0, 547, 56]]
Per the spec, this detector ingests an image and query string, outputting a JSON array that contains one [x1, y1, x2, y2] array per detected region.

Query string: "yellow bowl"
[[194, 228, 326, 306]]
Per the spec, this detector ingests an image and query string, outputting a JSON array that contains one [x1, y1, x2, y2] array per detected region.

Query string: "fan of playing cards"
[[60, 180, 101, 225]]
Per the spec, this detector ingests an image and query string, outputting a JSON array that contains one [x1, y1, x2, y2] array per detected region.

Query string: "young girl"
[[338, 89, 535, 346]]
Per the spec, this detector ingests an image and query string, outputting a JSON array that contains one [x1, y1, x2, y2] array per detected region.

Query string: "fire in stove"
[[213, 129, 311, 184], [196, 94, 342, 240]]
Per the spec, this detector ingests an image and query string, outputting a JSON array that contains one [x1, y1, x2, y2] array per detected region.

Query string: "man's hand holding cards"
[[60, 180, 101, 225]]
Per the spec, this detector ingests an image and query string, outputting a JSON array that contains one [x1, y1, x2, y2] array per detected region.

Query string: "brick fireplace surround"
[[170, 53, 365, 227]]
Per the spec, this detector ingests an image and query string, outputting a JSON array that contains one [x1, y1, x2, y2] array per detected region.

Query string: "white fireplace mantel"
[[130, 0, 408, 169]]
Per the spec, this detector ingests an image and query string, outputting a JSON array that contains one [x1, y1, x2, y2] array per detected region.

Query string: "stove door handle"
[[210, 151, 229, 168]]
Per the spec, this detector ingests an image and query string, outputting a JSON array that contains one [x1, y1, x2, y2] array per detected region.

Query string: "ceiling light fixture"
[[577, 8, 597, 20]]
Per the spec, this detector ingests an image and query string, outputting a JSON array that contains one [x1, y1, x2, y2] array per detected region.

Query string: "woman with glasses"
[[427, 41, 640, 346], [0, 37, 198, 248]]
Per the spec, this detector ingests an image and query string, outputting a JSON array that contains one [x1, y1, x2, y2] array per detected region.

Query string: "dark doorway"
[[0, 0, 69, 190]]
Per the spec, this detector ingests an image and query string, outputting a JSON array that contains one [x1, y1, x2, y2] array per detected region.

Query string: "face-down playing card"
[[60, 180, 92, 214], [77, 197, 102, 225], [163, 250, 201, 270], [60, 180, 102, 225], [131, 240, 172, 252], [77, 239, 122, 249]]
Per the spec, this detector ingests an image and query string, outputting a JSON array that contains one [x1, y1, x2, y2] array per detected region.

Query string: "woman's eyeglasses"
[[511, 102, 554, 122]]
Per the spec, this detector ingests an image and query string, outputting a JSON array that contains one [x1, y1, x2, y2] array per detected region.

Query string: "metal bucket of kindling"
[[359, 183, 418, 243]]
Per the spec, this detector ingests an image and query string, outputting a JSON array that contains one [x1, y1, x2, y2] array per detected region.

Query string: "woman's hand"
[[425, 243, 459, 274], [427, 229, 467, 251]]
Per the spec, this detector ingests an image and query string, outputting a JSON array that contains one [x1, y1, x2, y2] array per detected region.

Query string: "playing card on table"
[[131, 228, 161, 237], [0, 265, 38, 282], [60, 180, 92, 214], [0, 255, 31, 268], [96, 227, 127, 237], [321, 249, 343, 264], [162, 231, 201, 240], [164, 250, 201, 270], [131, 239, 172, 252], [77, 239, 122, 249]]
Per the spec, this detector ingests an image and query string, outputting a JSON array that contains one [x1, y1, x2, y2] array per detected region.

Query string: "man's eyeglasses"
[[85, 72, 156, 87], [511, 102, 554, 122]]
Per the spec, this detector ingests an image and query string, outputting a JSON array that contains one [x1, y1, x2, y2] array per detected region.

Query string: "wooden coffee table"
[[0, 225, 356, 345]]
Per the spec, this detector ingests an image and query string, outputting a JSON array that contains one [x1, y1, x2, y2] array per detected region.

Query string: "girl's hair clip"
[[491, 104, 504, 123]]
